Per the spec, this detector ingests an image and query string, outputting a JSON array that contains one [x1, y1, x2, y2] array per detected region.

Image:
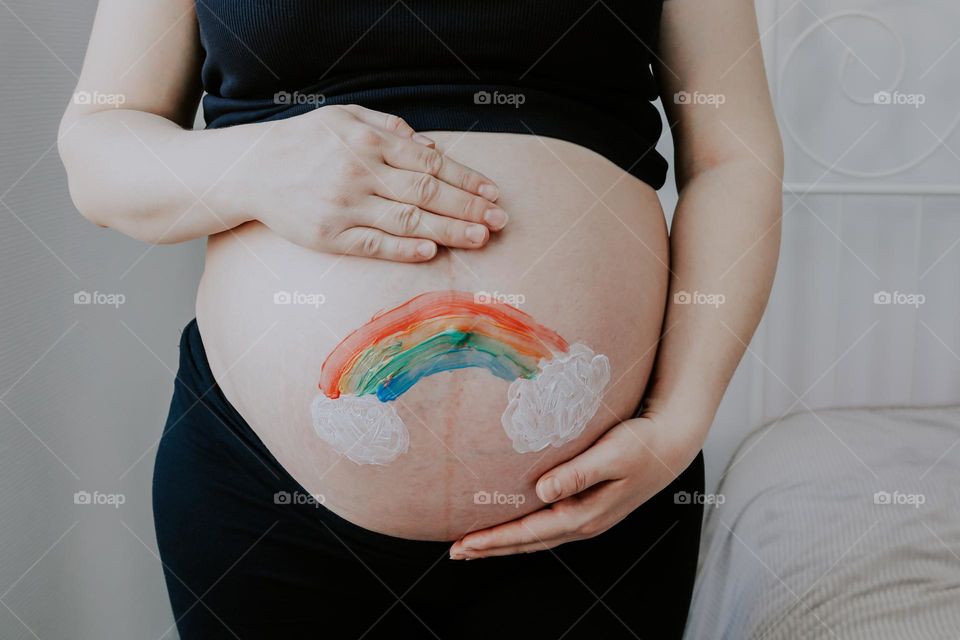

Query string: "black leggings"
[[153, 320, 704, 639]]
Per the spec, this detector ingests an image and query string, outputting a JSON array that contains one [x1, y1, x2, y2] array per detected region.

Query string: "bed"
[[685, 405, 960, 639]]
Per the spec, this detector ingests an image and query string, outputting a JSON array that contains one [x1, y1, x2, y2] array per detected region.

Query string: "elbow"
[[61, 163, 113, 230], [58, 112, 157, 241], [60, 166, 106, 230], [61, 164, 110, 227], [768, 128, 785, 183], [677, 115, 786, 195], [57, 108, 206, 246], [59, 154, 178, 245], [757, 117, 785, 186], [58, 112, 107, 228]]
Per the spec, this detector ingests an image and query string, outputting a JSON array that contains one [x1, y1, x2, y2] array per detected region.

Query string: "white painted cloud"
[[501, 343, 611, 453]]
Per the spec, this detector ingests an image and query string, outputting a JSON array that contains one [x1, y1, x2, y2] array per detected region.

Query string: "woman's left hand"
[[449, 414, 704, 559]]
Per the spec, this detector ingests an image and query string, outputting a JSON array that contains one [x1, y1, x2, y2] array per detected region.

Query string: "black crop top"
[[196, 1, 669, 189]]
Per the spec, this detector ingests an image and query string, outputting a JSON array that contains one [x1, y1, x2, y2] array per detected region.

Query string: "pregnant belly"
[[196, 131, 668, 540]]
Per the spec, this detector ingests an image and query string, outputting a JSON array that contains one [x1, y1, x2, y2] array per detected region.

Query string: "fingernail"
[[412, 133, 435, 147], [479, 183, 500, 202], [465, 224, 487, 244], [416, 241, 436, 258], [483, 208, 508, 230], [539, 477, 561, 502]]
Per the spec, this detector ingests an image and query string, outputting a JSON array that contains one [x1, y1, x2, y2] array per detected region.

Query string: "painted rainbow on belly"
[[319, 290, 569, 402], [311, 290, 611, 465]]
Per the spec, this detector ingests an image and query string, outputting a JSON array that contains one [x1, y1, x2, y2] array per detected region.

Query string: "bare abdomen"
[[196, 132, 668, 540]]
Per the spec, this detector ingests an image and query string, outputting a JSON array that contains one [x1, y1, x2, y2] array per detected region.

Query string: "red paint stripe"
[[318, 291, 567, 397]]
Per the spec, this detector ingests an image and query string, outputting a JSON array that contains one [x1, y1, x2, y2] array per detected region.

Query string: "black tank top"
[[197, 1, 669, 189]]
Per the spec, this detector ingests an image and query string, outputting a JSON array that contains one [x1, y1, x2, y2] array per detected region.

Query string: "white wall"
[[0, 2, 204, 638]]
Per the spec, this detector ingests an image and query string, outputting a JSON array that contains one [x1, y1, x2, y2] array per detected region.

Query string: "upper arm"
[[655, 0, 783, 187], [62, 0, 204, 131]]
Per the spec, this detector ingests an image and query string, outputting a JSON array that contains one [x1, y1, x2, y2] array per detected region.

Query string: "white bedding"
[[685, 405, 960, 640]]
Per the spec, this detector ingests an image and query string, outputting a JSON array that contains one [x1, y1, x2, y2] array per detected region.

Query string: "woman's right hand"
[[238, 104, 508, 262]]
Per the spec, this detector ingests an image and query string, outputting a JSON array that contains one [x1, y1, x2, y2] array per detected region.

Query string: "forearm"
[[644, 157, 782, 442], [58, 108, 261, 243]]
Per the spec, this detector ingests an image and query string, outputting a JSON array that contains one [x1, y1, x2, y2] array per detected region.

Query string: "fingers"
[[362, 197, 490, 249], [451, 507, 578, 558], [339, 105, 436, 148], [336, 104, 433, 146], [454, 540, 564, 559], [380, 136, 502, 206], [332, 227, 436, 263], [329, 105, 508, 230], [536, 435, 625, 503], [450, 481, 630, 559], [375, 167, 508, 229]]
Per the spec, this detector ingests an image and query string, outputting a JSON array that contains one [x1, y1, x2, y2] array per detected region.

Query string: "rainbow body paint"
[[311, 290, 610, 464]]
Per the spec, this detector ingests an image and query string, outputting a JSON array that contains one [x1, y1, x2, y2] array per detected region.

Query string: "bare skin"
[[58, 0, 505, 259], [196, 131, 668, 539], [59, 0, 781, 552]]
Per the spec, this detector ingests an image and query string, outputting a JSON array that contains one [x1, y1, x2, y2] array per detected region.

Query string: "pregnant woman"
[[59, 1, 782, 638]]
